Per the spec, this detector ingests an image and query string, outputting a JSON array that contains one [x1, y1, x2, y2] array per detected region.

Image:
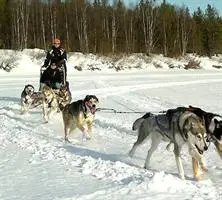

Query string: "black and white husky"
[[20, 84, 43, 114], [129, 110, 208, 180]]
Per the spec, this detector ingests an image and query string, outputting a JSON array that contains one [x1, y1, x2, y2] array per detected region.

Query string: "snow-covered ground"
[[0, 50, 221, 200]]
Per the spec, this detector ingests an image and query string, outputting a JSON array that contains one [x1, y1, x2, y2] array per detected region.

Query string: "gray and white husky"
[[129, 110, 208, 180]]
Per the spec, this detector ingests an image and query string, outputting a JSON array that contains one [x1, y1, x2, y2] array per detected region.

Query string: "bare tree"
[[180, 7, 191, 56], [111, 7, 116, 53], [40, 1, 46, 49], [83, 0, 89, 53]]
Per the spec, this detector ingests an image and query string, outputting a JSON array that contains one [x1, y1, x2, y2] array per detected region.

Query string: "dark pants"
[[40, 67, 63, 89]]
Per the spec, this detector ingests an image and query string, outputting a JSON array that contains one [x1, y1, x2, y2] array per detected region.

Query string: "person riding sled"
[[39, 38, 67, 91]]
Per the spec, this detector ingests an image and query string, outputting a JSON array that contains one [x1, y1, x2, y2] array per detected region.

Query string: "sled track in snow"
[[0, 97, 220, 200], [0, 71, 222, 199]]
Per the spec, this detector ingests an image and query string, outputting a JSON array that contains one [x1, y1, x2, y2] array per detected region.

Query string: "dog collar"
[[84, 103, 95, 118]]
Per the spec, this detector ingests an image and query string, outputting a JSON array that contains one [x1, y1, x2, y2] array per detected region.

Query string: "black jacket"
[[43, 46, 67, 67]]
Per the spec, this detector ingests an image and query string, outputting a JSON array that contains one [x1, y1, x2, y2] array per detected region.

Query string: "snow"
[[0, 49, 221, 200]]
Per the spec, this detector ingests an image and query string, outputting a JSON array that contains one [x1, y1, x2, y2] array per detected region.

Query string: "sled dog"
[[188, 105, 222, 158], [129, 110, 208, 180], [62, 95, 99, 142], [150, 106, 222, 179], [20, 84, 43, 114], [164, 106, 222, 156], [56, 81, 72, 110], [42, 85, 59, 122], [187, 106, 222, 179]]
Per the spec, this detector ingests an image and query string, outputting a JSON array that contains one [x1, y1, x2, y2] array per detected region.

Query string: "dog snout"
[[92, 104, 96, 108], [204, 145, 208, 151]]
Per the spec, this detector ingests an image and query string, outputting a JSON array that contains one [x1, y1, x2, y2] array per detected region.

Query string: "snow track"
[[0, 71, 222, 199]]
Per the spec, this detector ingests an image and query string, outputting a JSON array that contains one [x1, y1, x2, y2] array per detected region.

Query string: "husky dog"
[[129, 110, 208, 180], [20, 84, 43, 114], [56, 81, 72, 111], [42, 85, 59, 122], [150, 106, 222, 179], [186, 106, 222, 179], [188, 105, 222, 158], [62, 95, 99, 142]]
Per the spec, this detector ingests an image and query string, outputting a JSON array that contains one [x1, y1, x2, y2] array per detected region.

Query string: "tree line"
[[0, 0, 221, 57]]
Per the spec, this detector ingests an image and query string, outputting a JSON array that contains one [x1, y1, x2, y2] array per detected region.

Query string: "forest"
[[0, 0, 222, 57]]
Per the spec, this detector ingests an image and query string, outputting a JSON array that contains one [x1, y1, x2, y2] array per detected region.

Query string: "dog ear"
[[91, 95, 99, 102], [214, 119, 221, 129], [25, 84, 35, 90], [95, 96, 99, 102], [84, 95, 90, 102], [201, 116, 205, 126], [84, 95, 99, 102], [25, 84, 31, 88], [214, 118, 219, 123]]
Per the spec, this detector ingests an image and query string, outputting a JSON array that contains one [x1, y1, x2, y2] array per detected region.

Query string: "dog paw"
[[201, 166, 208, 172], [43, 116, 48, 123], [194, 174, 202, 181], [128, 150, 134, 158], [144, 165, 150, 170], [65, 138, 71, 143], [82, 132, 91, 140], [43, 120, 48, 123], [179, 175, 185, 180], [128, 153, 133, 158], [20, 111, 26, 115]]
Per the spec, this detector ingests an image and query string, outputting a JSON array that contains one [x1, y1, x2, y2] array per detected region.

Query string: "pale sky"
[[166, 0, 222, 14], [125, 0, 222, 15]]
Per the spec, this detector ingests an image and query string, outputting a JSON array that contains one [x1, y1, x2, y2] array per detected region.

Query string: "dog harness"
[[24, 95, 32, 104], [45, 97, 53, 108]]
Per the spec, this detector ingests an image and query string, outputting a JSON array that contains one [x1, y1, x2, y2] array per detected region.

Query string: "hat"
[[53, 38, 61, 44]]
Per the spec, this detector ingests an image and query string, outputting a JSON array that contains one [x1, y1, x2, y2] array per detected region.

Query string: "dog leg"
[[129, 126, 151, 157], [48, 107, 57, 120], [189, 146, 208, 176], [64, 127, 71, 142], [43, 102, 49, 122], [77, 123, 91, 140], [64, 119, 75, 142], [192, 158, 202, 181], [128, 142, 139, 158], [20, 100, 28, 114], [199, 158, 208, 172], [25, 103, 32, 114], [86, 120, 93, 138], [174, 144, 185, 180], [82, 131, 91, 140], [144, 137, 160, 169], [20, 105, 26, 114]]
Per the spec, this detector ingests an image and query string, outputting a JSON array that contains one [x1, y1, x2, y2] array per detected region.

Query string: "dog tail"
[[132, 112, 153, 131]]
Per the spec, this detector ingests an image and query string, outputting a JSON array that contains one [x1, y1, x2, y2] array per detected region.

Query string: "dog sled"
[[39, 60, 67, 91], [20, 61, 71, 115]]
